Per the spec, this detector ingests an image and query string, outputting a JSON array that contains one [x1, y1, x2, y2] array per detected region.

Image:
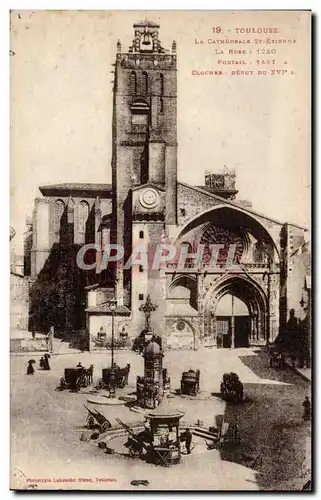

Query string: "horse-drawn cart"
[[96, 364, 130, 390], [180, 369, 200, 396], [220, 372, 243, 403], [58, 365, 93, 392]]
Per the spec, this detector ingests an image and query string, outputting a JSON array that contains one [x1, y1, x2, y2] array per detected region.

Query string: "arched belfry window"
[[130, 100, 149, 129], [159, 73, 164, 96], [54, 199, 65, 238], [67, 198, 75, 224], [79, 200, 89, 235], [130, 71, 137, 95], [141, 72, 148, 95]]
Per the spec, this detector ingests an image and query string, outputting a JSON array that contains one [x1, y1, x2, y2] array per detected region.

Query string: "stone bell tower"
[[111, 20, 178, 306]]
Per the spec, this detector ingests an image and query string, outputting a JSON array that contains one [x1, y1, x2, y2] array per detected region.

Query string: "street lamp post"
[[109, 298, 117, 398]]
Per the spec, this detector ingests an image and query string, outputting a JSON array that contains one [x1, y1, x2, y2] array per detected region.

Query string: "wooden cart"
[[97, 364, 130, 390], [180, 369, 200, 396], [220, 372, 243, 403], [58, 366, 92, 392]]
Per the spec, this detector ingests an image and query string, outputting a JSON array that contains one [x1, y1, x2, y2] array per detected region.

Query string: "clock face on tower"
[[139, 188, 159, 209]]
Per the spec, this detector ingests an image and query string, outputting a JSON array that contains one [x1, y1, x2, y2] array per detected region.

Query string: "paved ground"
[[10, 347, 311, 491]]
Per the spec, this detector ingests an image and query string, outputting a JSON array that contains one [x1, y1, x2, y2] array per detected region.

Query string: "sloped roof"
[[178, 181, 308, 230], [131, 182, 165, 192], [147, 402, 184, 420], [39, 183, 112, 198], [134, 20, 160, 28], [85, 304, 131, 315]]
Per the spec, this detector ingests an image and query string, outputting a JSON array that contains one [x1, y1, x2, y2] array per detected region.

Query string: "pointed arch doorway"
[[206, 276, 268, 348], [216, 294, 250, 348]]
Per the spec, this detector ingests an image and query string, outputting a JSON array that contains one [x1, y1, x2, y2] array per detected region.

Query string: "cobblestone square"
[[10, 347, 311, 491]]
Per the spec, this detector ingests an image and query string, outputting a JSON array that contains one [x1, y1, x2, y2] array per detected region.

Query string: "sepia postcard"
[[10, 10, 311, 491]]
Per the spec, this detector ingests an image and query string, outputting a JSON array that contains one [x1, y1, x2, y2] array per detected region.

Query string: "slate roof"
[[39, 183, 112, 198]]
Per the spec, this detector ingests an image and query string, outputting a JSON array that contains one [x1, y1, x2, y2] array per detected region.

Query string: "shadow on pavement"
[[213, 350, 311, 491], [239, 349, 307, 386]]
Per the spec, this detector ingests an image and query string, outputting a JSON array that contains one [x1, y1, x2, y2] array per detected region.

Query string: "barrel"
[[182, 370, 198, 383]]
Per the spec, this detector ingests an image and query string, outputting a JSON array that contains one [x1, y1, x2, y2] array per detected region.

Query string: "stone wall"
[[10, 274, 30, 330], [286, 225, 310, 317], [164, 316, 200, 350]]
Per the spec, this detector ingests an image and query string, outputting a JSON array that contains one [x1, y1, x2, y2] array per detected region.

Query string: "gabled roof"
[[131, 182, 165, 192], [178, 181, 308, 230]]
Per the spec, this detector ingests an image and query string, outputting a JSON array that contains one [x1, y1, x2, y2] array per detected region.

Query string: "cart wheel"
[[100, 421, 110, 433], [60, 377, 67, 390], [87, 416, 95, 429], [75, 377, 82, 392]]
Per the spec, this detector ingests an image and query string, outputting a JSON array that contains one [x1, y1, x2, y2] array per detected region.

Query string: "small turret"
[[202, 167, 238, 200]]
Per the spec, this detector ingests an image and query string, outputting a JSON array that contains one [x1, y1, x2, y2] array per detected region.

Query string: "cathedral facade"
[[28, 20, 310, 350]]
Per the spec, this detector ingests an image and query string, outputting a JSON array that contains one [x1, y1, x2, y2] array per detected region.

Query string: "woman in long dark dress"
[[27, 361, 35, 375], [43, 354, 51, 370]]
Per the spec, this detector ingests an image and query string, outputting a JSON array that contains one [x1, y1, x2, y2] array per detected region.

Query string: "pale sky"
[[10, 10, 310, 254]]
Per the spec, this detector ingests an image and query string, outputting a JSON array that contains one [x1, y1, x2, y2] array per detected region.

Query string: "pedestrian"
[[31, 330, 36, 340], [283, 309, 300, 362], [302, 396, 311, 421], [27, 360, 35, 375], [43, 354, 51, 370], [185, 428, 193, 454]]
